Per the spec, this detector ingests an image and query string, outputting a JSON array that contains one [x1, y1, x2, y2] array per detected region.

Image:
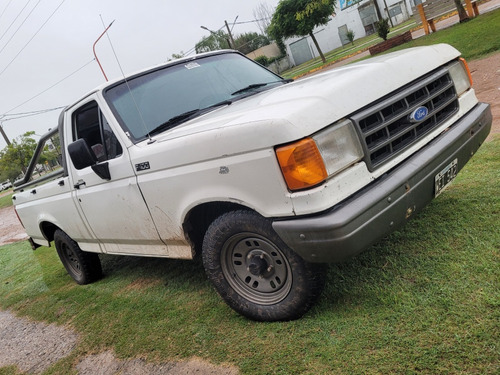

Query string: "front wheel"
[[54, 229, 102, 285], [202, 210, 326, 321]]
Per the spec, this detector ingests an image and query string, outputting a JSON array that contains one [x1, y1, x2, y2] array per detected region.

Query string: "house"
[[284, 0, 419, 66]]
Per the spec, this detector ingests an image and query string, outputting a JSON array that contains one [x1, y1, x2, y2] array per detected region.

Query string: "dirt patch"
[[0, 311, 78, 374], [122, 277, 164, 292], [468, 53, 500, 140], [0, 311, 240, 374], [77, 351, 238, 375], [0, 205, 28, 246]]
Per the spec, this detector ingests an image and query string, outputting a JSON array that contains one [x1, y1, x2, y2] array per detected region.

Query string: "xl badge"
[[409, 106, 429, 123]]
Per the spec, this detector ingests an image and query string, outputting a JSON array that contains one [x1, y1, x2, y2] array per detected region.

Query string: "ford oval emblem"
[[409, 106, 429, 123]]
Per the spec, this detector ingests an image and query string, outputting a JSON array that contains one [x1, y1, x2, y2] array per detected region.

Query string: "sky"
[[0, 0, 280, 150]]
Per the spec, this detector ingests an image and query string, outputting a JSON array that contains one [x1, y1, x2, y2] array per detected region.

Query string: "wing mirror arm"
[[91, 163, 111, 180]]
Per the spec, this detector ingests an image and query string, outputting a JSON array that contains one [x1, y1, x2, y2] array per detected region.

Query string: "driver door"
[[66, 98, 168, 255]]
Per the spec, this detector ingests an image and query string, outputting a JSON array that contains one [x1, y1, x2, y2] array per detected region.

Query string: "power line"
[[183, 46, 197, 56], [0, 0, 40, 53], [0, 0, 66, 78], [3, 57, 95, 116], [0, 0, 30, 45], [2, 107, 65, 117], [234, 17, 271, 25], [1, 106, 66, 121], [0, 0, 14, 24]]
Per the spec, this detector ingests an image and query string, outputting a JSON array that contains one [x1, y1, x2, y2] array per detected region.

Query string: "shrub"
[[346, 29, 355, 45], [376, 18, 390, 41], [254, 55, 270, 66]]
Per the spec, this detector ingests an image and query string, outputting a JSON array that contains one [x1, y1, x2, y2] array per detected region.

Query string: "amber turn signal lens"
[[459, 57, 473, 87], [276, 138, 328, 191]]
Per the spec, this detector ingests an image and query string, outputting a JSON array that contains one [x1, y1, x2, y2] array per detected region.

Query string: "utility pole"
[[372, 0, 383, 21], [225, 20, 236, 49], [382, 0, 394, 27], [0, 122, 11, 146]]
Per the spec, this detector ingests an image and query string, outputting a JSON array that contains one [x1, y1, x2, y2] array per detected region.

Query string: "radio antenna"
[[98, 15, 155, 144]]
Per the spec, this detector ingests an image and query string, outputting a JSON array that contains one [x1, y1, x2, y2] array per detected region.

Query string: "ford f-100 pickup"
[[13, 45, 491, 321]]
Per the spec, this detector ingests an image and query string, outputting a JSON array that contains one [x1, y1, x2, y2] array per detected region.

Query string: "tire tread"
[[54, 229, 102, 285], [202, 210, 326, 321]]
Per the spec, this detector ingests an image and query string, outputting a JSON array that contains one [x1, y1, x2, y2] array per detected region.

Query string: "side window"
[[72, 101, 123, 163]]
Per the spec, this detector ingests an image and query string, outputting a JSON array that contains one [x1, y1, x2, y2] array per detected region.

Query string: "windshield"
[[104, 53, 284, 142]]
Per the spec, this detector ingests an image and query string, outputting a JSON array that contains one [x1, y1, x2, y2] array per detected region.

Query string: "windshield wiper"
[[148, 100, 232, 136], [231, 79, 294, 96], [207, 99, 233, 108], [149, 109, 201, 136], [231, 83, 269, 96]]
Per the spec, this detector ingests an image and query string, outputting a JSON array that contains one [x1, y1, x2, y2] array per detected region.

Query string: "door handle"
[[58, 180, 65, 186], [74, 180, 86, 189]]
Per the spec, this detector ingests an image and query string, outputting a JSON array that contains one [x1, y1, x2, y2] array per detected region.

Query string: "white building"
[[285, 0, 420, 66]]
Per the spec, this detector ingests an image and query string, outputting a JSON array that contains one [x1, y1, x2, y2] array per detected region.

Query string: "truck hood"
[[145, 44, 460, 155]]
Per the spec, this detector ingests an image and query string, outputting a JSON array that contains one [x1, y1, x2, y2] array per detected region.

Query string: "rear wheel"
[[202, 210, 326, 321], [54, 229, 102, 285]]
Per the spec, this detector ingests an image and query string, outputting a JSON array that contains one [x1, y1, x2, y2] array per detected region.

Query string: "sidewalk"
[[411, 0, 500, 38]]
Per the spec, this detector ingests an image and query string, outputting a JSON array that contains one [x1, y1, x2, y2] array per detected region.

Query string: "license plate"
[[435, 158, 458, 197]]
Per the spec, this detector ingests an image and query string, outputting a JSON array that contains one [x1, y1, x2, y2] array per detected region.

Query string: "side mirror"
[[68, 139, 111, 181], [68, 139, 97, 170]]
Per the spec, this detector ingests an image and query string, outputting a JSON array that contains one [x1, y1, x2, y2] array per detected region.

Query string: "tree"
[[0, 131, 37, 182], [38, 144, 60, 171], [453, 0, 470, 22], [168, 51, 185, 61], [253, 2, 275, 37], [375, 18, 390, 41], [269, 0, 336, 63], [234, 32, 270, 54], [195, 30, 231, 53]]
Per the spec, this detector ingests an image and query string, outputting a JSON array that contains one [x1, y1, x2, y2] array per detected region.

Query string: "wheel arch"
[[39, 221, 62, 244], [183, 201, 253, 258]]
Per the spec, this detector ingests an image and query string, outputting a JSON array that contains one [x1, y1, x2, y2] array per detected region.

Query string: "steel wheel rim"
[[221, 232, 292, 305], [61, 243, 82, 277]]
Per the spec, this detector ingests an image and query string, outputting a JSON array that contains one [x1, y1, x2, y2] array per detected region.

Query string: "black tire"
[[202, 210, 326, 321], [54, 229, 102, 285]]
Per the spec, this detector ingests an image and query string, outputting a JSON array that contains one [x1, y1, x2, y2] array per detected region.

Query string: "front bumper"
[[272, 102, 492, 263]]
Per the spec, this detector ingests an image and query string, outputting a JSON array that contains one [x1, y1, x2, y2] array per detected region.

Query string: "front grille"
[[351, 67, 459, 170]]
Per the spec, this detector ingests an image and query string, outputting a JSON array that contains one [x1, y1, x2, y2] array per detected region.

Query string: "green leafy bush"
[[254, 55, 270, 66], [346, 29, 355, 45], [376, 18, 390, 41]]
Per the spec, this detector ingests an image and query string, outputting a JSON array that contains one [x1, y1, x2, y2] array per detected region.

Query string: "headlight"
[[313, 119, 364, 176], [449, 58, 473, 96], [276, 120, 364, 191]]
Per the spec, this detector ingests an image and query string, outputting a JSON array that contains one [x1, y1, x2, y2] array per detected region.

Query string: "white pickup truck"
[[1, 180, 13, 191], [13, 45, 491, 321]]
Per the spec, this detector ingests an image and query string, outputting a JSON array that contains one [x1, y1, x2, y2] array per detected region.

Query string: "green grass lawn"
[[281, 18, 418, 79], [0, 191, 13, 209], [282, 8, 500, 79], [1, 9, 499, 374], [387, 7, 500, 60], [1, 136, 498, 374]]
